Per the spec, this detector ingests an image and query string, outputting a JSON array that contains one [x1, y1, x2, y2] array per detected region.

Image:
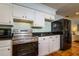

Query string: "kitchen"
[[0, 3, 78, 56]]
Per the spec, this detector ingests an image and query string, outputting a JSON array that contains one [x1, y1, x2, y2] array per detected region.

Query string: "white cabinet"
[[38, 35, 60, 56], [0, 4, 13, 25], [32, 11, 45, 27], [43, 13, 55, 21], [38, 37, 49, 56], [25, 8, 35, 21], [53, 35, 60, 52], [13, 4, 35, 21], [43, 13, 50, 20], [0, 46, 12, 56], [0, 40, 12, 47], [50, 15, 55, 21], [13, 4, 45, 27], [49, 35, 60, 53], [0, 40, 12, 56], [13, 4, 26, 19], [49, 36, 55, 53]]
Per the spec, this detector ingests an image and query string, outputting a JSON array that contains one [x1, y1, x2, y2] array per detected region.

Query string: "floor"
[[48, 41, 79, 56]]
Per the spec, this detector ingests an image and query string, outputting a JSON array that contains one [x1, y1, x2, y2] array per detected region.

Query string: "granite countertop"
[[32, 32, 61, 37]]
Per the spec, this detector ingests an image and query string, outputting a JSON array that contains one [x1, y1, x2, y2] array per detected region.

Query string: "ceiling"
[[43, 3, 79, 17]]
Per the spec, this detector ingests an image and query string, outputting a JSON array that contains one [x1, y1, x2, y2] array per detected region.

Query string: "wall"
[[13, 21, 51, 33], [13, 22, 32, 30], [32, 21, 51, 32]]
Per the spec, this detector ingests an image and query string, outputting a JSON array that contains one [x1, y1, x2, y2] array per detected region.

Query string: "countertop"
[[32, 32, 61, 37]]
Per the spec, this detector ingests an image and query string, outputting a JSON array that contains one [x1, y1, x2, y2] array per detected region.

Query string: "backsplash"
[[13, 22, 32, 30], [32, 21, 51, 32], [13, 21, 51, 33]]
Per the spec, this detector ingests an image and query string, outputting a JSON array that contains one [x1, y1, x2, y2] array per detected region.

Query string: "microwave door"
[[0, 29, 12, 38]]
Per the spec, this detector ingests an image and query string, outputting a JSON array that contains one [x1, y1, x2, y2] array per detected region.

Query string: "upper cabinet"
[[0, 4, 13, 25], [13, 4, 35, 21], [13, 4, 45, 27], [32, 11, 45, 27], [13, 4, 27, 19], [43, 13, 55, 21], [25, 8, 35, 21], [12, 4, 56, 27]]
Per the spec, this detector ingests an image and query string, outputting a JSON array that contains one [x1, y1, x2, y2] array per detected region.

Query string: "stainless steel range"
[[12, 28, 38, 56], [12, 29, 32, 45]]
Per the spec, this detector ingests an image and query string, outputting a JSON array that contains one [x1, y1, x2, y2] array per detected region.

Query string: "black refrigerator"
[[51, 18, 72, 50]]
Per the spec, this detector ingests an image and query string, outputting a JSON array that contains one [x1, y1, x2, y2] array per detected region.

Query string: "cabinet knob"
[[43, 38, 45, 40], [52, 40, 54, 41], [50, 37, 52, 38], [25, 16, 27, 18], [8, 48, 10, 51], [22, 16, 24, 18], [56, 36, 58, 38]]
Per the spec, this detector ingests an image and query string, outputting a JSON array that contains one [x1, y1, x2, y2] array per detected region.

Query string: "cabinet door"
[[49, 36, 55, 53], [38, 37, 49, 56], [13, 4, 26, 19], [0, 4, 13, 25], [25, 8, 35, 21], [0, 46, 12, 56], [43, 13, 51, 20], [43, 13, 55, 21], [33, 11, 45, 27], [50, 15, 55, 21], [53, 35, 60, 52]]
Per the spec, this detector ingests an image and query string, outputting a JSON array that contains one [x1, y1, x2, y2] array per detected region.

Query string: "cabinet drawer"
[[0, 40, 12, 47]]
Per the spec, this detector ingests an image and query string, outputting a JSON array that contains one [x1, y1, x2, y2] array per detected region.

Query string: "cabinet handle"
[[43, 38, 45, 40], [22, 16, 24, 18], [8, 48, 10, 51], [50, 37, 52, 38], [52, 40, 54, 41], [56, 36, 58, 38], [25, 16, 27, 18]]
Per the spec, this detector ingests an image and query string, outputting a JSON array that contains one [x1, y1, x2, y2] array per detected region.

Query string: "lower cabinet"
[[49, 36, 55, 53], [0, 40, 12, 56], [0, 46, 12, 56], [49, 35, 60, 53], [38, 35, 60, 56], [38, 37, 49, 56]]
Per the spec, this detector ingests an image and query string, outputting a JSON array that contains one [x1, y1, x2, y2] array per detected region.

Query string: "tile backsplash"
[[13, 22, 32, 30], [32, 21, 51, 32], [13, 21, 51, 33]]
